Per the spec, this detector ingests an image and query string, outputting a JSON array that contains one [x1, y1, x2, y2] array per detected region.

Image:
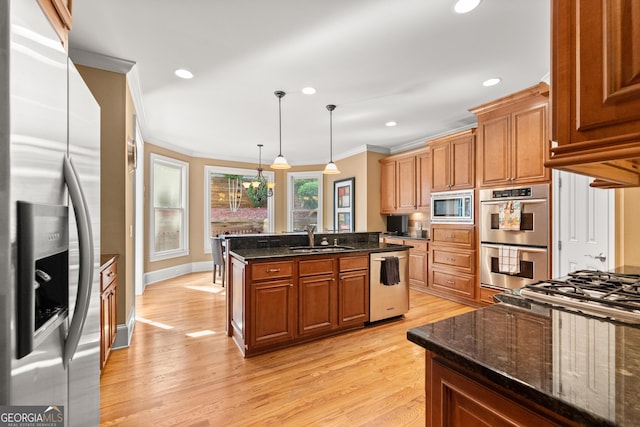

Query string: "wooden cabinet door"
[[408, 246, 427, 290], [380, 160, 397, 213], [338, 270, 369, 325], [512, 103, 549, 184], [250, 280, 295, 348], [417, 150, 431, 209], [550, 0, 640, 186], [428, 356, 565, 427], [100, 288, 109, 370], [479, 115, 511, 186], [298, 273, 337, 336], [430, 141, 451, 192], [396, 156, 417, 211], [450, 134, 475, 190]]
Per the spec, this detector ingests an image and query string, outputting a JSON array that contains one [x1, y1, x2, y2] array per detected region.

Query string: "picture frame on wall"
[[334, 177, 354, 232]]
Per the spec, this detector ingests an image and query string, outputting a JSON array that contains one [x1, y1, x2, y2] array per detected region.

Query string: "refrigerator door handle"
[[62, 155, 94, 367]]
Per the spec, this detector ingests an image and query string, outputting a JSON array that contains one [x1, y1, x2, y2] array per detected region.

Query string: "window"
[[150, 154, 189, 261], [287, 172, 322, 232], [204, 165, 274, 251]]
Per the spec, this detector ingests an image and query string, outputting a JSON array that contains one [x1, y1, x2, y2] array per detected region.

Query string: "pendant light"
[[323, 104, 340, 175], [270, 90, 291, 169]]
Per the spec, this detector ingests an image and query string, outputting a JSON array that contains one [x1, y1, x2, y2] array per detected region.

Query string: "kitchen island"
[[407, 292, 640, 426], [225, 232, 412, 357]]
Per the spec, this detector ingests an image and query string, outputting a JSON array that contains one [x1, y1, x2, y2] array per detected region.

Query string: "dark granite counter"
[[224, 232, 412, 261], [407, 300, 640, 426]]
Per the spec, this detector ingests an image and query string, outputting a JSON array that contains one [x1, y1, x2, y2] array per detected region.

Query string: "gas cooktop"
[[519, 270, 640, 324]]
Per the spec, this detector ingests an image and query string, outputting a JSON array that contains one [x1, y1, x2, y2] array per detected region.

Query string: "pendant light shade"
[[323, 104, 340, 175], [271, 90, 291, 170]]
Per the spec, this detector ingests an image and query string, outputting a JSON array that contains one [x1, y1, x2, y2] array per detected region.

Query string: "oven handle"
[[481, 243, 547, 253], [372, 256, 407, 261], [480, 198, 547, 205]]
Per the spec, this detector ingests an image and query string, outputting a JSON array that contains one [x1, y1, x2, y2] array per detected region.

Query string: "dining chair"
[[210, 236, 226, 286]]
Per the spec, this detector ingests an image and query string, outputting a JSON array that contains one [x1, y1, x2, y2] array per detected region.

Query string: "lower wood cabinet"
[[250, 279, 296, 348], [428, 224, 477, 304], [383, 237, 428, 292], [100, 254, 118, 372], [338, 256, 369, 326], [426, 353, 575, 427], [230, 254, 369, 357]]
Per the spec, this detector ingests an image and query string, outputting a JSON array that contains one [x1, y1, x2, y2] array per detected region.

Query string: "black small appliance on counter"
[[386, 215, 408, 236]]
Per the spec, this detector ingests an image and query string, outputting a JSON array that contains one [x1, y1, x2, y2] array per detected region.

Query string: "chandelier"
[[243, 144, 274, 203]]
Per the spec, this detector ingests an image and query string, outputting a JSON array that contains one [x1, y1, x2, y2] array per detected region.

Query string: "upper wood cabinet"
[[429, 129, 475, 192], [547, 0, 640, 188], [37, 0, 73, 48], [471, 83, 550, 188], [379, 147, 430, 214]]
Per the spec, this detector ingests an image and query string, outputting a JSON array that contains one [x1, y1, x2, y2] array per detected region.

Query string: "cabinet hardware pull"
[[266, 268, 281, 273], [446, 280, 455, 284], [107, 271, 114, 277], [446, 234, 455, 239]]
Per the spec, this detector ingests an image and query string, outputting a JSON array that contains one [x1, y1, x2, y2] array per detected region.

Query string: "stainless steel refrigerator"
[[1, 0, 101, 425]]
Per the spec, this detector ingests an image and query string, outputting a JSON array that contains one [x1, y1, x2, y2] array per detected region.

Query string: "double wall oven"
[[479, 184, 550, 291]]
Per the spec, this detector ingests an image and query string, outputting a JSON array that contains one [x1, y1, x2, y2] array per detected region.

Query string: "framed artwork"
[[334, 177, 354, 232]]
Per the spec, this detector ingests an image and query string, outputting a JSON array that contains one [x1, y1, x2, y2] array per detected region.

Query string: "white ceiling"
[[69, 0, 550, 166]]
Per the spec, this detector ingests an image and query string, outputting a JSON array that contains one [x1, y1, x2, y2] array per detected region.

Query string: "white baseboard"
[[113, 304, 136, 350], [144, 261, 212, 286]]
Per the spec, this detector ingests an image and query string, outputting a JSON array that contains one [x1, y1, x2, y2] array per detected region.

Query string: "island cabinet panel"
[[548, 0, 640, 187], [233, 253, 371, 357], [249, 279, 296, 349], [426, 354, 575, 427], [338, 269, 369, 325], [298, 258, 337, 336], [471, 82, 550, 188]]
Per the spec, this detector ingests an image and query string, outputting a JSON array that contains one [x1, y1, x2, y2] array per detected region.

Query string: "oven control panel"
[[491, 187, 532, 199]]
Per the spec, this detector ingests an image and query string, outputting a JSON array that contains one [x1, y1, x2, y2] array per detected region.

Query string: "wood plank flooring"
[[100, 272, 476, 426]]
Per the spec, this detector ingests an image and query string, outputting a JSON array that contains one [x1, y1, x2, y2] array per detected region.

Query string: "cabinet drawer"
[[251, 261, 294, 281], [100, 262, 117, 291], [431, 270, 475, 298], [432, 248, 474, 273], [409, 240, 427, 252], [299, 258, 335, 276], [431, 226, 474, 247], [339, 255, 368, 272]]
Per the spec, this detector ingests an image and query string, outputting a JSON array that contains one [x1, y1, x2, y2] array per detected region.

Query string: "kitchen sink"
[[288, 245, 355, 253]]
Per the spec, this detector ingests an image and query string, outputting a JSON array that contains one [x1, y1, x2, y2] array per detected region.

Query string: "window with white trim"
[[287, 172, 323, 232], [150, 154, 189, 261]]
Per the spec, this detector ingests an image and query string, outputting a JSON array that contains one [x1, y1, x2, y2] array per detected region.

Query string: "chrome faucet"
[[305, 225, 316, 247]]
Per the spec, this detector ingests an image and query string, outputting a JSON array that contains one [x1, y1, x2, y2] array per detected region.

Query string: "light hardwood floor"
[[100, 272, 476, 426]]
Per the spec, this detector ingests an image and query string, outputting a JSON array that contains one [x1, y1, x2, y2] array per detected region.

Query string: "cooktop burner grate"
[[519, 270, 640, 323]]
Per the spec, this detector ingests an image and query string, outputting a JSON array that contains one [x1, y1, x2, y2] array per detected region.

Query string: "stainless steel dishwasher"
[[369, 250, 409, 322]]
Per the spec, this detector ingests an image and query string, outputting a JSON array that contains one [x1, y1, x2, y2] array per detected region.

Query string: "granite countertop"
[[407, 300, 640, 426], [229, 242, 412, 261]]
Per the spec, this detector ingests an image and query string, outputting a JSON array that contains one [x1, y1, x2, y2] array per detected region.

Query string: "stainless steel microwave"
[[431, 190, 474, 224]]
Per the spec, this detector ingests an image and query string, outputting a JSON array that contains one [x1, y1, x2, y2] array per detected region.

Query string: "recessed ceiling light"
[[385, 121, 397, 127], [302, 87, 316, 95], [454, 0, 481, 14], [175, 69, 194, 79], [482, 77, 502, 87]]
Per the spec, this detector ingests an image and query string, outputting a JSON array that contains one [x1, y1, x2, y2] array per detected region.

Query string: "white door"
[[553, 170, 614, 276]]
